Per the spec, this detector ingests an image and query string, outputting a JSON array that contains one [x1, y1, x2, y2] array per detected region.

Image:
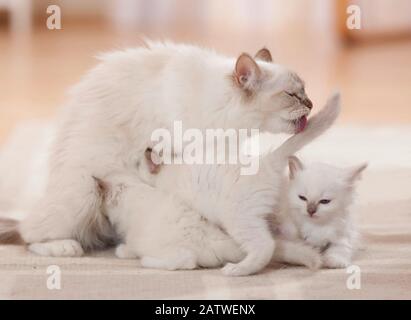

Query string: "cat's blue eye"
[[319, 199, 331, 204], [298, 195, 307, 201]]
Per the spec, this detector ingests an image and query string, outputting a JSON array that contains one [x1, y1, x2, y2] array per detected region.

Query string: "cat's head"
[[287, 156, 367, 223], [232, 48, 313, 134]]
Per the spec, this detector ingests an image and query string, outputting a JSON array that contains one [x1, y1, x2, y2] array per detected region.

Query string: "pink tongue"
[[295, 116, 307, 134]]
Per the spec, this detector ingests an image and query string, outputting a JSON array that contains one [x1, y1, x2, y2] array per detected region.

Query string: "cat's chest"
[[300, 223, 338, 248]]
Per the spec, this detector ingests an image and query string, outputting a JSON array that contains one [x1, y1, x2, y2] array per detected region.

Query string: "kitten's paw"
[[323, 254, 350, 269], [115, 244, 136, 259], [28, 239, 84, 257], [305, 252, 322, 270]]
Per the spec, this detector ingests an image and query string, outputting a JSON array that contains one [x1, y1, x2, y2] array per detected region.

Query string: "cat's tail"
[[273, 239, 322, 269], [272, 92, 341, 161], [0, 218, 24, 245]]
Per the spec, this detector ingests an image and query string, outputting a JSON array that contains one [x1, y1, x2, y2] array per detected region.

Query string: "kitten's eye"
[[319, 199, 331, 204], [298, 195, 307, 201]]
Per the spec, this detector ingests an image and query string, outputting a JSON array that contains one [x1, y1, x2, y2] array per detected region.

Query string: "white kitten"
[[283, 156, 367, 268], [17, 43, 315, 256], [96, 167, 321, 271], [95, 171, 244, 270], [137, 95, 340, 275]]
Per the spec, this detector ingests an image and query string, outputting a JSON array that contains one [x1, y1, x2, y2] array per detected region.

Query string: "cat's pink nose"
[[307, 204, 317, 216], [307, 209, 316, 217]]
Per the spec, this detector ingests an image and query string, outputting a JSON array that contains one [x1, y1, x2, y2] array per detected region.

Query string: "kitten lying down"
[[96, 94, 340, 274], [95, 171, 321, 271], [277, 156, 367, 268]]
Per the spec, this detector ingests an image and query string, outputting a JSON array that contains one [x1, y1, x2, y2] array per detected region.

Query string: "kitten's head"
[[287, 156, 367, 223], [93, 172, 139, 214], [232, 48, 313, 134]]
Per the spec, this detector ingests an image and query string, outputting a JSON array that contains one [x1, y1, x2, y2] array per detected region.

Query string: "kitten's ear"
[[145, 147, 162, 174], [288, 156, 304, 179], [255, 48, 273, 63], [234, 53, 262, 89], [93, 176, 110, 196], [345, 163, 368, 184]]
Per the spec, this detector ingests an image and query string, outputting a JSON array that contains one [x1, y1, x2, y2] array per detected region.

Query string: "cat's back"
[[66, 41, 231, 124], [96, 41, 228, 78]]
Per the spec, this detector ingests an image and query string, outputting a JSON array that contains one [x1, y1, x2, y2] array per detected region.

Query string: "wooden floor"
[[1, 21, 411, 143]]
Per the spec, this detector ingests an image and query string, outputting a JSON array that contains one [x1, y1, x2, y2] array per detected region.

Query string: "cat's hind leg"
[[28, 239, 84, 257], [20, 172, 113, 256]]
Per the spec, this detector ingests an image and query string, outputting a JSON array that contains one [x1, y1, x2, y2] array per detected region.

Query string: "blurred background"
[[1, 0, 411, 143], [1, 1, 410, 300]]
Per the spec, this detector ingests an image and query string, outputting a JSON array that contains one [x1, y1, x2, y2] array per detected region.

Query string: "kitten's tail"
[[272, 92, 341, 161], [0, 218, 24, 245]]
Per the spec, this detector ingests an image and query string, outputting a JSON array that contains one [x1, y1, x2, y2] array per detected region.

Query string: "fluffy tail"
[[272, 92, 341, 161], [0, 218, 24, 245]]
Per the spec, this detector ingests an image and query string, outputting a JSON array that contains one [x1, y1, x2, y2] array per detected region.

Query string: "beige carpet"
[[0, 123, 410, 299]]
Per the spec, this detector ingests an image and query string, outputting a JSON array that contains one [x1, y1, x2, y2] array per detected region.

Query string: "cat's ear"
[[344, 163, 368, 184], [92, 176, 110, 197], [255, 48, 273, 63], [288, 156, 304, 179], [234, 53, 262, 89]]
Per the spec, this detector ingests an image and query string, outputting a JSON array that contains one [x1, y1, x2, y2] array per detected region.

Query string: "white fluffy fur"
[[98, 171, 244, 270], [281, 157, 367, 268], [17, 42, 315, 258], [135, 95, 340, 275], [97, 163, 323, 271]]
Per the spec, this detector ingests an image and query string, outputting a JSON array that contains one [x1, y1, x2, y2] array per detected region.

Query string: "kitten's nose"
[[307, 203, 317, 216]]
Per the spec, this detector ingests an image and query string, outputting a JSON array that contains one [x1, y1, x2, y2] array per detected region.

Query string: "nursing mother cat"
[[16, 42, 314, 275]]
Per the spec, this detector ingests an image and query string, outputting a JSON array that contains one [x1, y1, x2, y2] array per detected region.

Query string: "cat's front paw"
[[323, 254, 350, 269]]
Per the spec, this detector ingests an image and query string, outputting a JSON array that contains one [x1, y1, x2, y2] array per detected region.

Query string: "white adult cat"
[[135, 94, 340, 275], [94, 170, 321, 271], [15, 43, 314, 257], [281, 156, 367, 268], [0, 95, 339, 276]]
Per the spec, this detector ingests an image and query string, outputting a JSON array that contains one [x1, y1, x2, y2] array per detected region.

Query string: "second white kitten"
[[279, 156, 367, 268]]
